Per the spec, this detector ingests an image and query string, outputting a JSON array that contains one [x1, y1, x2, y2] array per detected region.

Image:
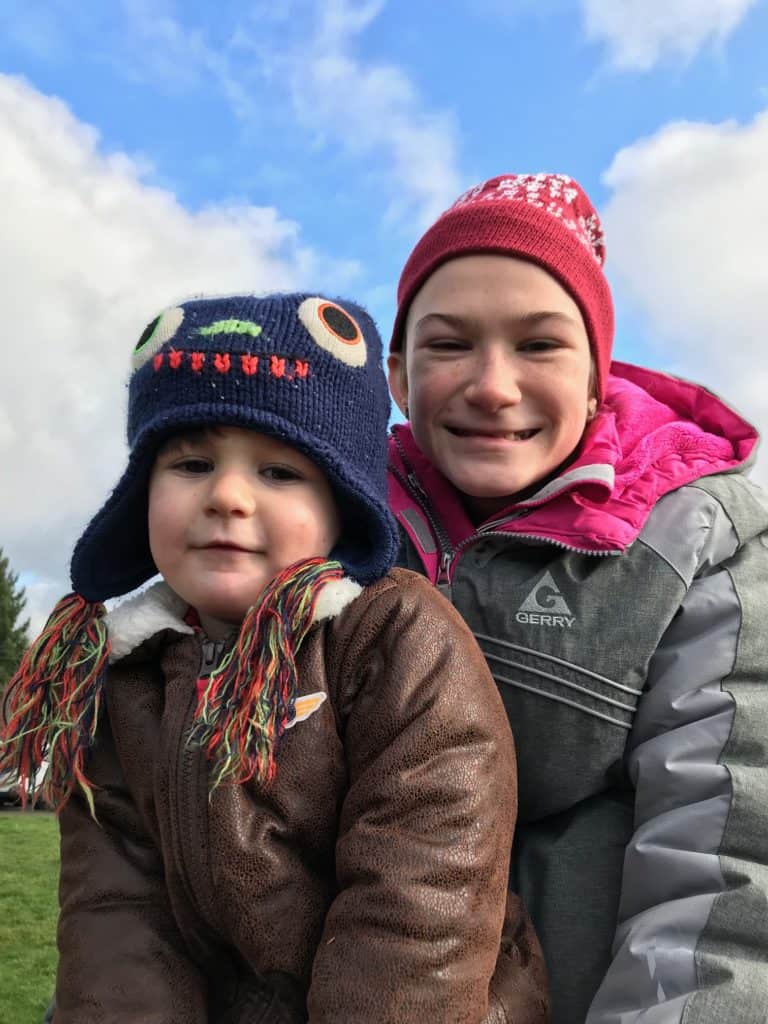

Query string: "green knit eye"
[[132, 307, 185, 370], [297, 298, 366, 367]]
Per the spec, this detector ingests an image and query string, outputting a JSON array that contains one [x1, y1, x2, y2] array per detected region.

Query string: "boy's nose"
[[464, 351, 523, 411], [205, 470, 257, 517]]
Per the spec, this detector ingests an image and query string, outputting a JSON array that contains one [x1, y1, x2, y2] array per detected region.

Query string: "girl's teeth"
[[452, 427, 537, 439]]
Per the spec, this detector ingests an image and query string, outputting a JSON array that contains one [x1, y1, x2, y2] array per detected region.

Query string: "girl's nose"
[[464, 350, 523, 411], [205, 470, 257, 517]]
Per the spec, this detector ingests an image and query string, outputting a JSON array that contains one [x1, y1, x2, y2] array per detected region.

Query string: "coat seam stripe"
[[475, 631, 642, 695], [492, 672, 633, 729], [484, 652, 638, 713]]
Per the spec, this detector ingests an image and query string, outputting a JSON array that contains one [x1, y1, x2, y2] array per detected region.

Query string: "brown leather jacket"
[[54, 569, 548, 1023]]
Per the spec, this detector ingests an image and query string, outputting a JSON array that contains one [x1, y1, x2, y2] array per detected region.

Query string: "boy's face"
[[148, 426, 340, 638], [388, 254, 595, 520]]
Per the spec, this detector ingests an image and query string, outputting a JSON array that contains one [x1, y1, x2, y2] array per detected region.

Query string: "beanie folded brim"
[[390, 186, 614, 398]]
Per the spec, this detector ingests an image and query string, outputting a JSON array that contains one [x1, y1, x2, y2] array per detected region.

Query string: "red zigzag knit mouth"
[[152, 349, 311, 380]]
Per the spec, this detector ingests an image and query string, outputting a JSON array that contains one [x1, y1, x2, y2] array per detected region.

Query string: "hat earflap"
[[191, 556, 343, 790], [0, 594, 110, 816]]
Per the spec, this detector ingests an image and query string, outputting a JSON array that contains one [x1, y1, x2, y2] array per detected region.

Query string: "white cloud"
[[238, 0, 463, 229], [583, 0, 759, 71], [1, 2, 463, 232], [0, 73, 341, 615], [17, 578, 62, 639], [601, 109, 768, 479]]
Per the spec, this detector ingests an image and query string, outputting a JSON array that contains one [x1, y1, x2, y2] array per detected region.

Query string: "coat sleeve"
[[54, 709, 207, 1024], [586, 479, 768, 1024], [306, 570, 520, 1024]]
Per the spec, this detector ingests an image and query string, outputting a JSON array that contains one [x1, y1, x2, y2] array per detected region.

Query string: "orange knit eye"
[[132, 307, 185, 370], [297, 298, 366, 367]]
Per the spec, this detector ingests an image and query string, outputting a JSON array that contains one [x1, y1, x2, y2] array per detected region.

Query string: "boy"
[[2, 292, 548, 1023]]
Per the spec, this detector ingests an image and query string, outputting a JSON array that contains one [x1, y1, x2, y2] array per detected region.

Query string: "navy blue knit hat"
[[70, 293, 399, 600]]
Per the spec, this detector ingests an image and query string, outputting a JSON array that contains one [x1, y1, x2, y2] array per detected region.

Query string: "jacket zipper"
[[168, 663, 222, 967], [388, 458, 455, 594]]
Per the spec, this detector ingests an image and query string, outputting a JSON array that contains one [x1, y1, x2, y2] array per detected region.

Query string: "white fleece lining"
[[105, 576, 362, 662], [311, 577, 363, 622], [105, 581, 193, 663]]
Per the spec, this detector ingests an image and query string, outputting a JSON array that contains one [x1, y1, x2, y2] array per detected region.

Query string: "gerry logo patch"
[[516, 571, 575, 628]]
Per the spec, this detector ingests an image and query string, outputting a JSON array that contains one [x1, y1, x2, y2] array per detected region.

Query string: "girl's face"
[[388, 254, 595, 521]]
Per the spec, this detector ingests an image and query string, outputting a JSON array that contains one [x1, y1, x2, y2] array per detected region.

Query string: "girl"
[[387, 173, 768, 1024]]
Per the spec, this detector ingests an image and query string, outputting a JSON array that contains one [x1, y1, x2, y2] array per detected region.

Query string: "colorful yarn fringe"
[[0, 593, 110, 814], [191, 557, 343, 790]]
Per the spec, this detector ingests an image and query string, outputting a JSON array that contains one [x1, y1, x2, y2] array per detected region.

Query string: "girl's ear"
[[587, 397, 598, 421], [387, 352, 409, 416]]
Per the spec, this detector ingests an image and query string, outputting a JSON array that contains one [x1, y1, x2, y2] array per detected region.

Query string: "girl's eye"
[[520, 338, 558, 353], [262, 465, 303, 482], [426, 337, 469, 352]]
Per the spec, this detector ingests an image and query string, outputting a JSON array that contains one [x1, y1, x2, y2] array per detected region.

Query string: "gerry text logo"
[[516, 571, 575, 628]]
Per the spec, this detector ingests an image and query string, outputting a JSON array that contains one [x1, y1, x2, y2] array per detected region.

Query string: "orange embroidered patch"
[[285, 692, 327, 730]]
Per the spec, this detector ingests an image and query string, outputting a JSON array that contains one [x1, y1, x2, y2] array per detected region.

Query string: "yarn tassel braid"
[[0, 593, 110, 815], [191, 557, 343, 790]]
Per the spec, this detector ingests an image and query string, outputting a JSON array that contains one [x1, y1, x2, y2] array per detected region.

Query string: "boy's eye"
[[262, 465, 303, 482], [173, 457, 212, 474]]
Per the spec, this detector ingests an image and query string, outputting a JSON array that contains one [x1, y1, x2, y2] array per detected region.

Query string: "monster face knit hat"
[[391, 173, 615, 398], [2, 294, 400, 808], [71, 293, 399, 600]]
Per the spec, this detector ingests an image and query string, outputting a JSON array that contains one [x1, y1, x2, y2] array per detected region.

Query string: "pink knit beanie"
[[391, 173, 614, 398]]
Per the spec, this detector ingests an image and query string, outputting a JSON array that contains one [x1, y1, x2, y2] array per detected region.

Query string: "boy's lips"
[[195, 541, 259, 553]]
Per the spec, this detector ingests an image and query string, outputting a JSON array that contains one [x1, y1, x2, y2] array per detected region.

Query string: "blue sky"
[[1, 0, 767, 629]]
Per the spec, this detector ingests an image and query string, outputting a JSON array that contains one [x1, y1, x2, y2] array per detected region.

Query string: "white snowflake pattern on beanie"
[[451, 173, 606, 265]]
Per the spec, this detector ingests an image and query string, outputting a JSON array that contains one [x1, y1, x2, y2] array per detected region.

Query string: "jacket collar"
[[105, 577, 364, 665]]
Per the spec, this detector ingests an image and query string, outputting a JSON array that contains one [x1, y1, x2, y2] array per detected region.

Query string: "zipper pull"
[[408, 470, 430, 504], [437, 551, 452, 602]]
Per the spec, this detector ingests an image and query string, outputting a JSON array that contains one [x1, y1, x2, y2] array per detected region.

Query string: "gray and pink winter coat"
[[388, 361, 768, 1024]]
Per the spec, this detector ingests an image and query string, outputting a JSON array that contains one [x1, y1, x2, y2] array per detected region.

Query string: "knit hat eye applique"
[[297, 297, 367, 367], [132, 306, 185, 370]]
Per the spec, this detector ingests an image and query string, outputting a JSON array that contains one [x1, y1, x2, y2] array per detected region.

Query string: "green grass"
[[0, 812, 59, 1024]]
